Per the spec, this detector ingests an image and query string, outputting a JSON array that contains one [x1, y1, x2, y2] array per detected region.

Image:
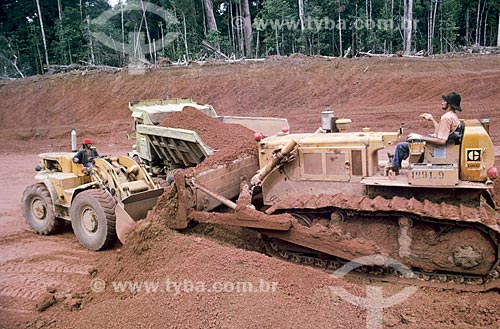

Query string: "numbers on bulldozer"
[[411, 170, 445, 180]]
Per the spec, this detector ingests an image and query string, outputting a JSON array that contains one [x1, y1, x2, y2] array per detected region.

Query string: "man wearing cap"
[[73, 138, 100, 167], [391, 92, 462, 174]]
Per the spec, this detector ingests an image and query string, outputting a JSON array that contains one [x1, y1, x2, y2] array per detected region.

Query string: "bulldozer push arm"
[[164, 138, 299, 230]]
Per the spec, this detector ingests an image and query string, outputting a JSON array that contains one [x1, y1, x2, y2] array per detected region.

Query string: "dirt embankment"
[[1, 55, 499, 153]]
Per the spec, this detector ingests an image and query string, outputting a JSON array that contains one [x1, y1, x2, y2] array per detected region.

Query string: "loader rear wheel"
[[70, 189, 117, 251], [22, 183, 62, 235]]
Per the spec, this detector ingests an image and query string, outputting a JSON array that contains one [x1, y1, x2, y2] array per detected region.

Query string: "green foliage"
[[0, 0, 499, 77]]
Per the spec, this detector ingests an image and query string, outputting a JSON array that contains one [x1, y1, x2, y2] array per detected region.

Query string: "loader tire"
[[70, 189, 117, 251], [22, 183, 63, 235]]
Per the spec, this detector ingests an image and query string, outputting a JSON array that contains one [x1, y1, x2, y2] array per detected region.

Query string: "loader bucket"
[[115, 188, 164, 244]]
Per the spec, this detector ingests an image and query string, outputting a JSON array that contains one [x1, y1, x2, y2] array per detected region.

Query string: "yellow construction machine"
[[151, 110, 500, 290], [22, 153, 163, 250]]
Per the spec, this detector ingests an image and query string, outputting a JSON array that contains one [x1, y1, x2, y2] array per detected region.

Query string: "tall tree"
[[403, 0, 413, 54], [338, 0, 343, 57], [428, 0, 439, 54], [35, 0, 49, 69], [475, 0, 481, 45], [497, 11, 500, 46], [203, 0, 219, 50], [242, 0, 253, 57], [203, 0, 218, 32], [298, 0, 305, 32]]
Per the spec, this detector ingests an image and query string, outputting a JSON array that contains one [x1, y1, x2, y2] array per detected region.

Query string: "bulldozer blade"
[[115, 188, 164, 244]]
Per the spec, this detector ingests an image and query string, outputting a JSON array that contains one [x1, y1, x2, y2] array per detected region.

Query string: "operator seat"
[[423, 122, 463, 165]]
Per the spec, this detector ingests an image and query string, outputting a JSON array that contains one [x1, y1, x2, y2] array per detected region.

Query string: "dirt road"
[[0, 149, 124, 328]]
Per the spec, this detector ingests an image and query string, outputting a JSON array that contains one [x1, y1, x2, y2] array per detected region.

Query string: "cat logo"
[[466, 149, 482, 162]]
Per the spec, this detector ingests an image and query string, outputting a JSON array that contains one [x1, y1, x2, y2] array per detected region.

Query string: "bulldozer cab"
[[406, 119, 494, 184], [408, 122, 463, 166]]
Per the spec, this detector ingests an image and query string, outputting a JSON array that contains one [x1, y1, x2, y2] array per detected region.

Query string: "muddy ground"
[[1, 55, 500, 328]]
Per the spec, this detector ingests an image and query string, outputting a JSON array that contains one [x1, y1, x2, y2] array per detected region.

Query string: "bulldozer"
[[21, 152, 164, 250], [22, 98, 499, 290], [126, 107, 499, 290]]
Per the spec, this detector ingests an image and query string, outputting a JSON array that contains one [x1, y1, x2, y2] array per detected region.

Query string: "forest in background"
[[1, 0, 499, 78]]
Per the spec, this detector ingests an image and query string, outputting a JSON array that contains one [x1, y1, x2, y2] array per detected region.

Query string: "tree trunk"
[[203, 0, 218, 31], [428, 0, 438, 55], [466, 6, 470, 45], [255, 30, 260, 57], [56, 0, 69, 63], [475, 0, 481, 46], [121, 1, 125, 65], [497, 12, 500, 47], [140, 0, 153, 58], [229, 1, 235, 53], [57, 0, 63, 21], [237, 1, 244, 55], [275, 26, 280, 56], [403, 0, 413, 54], [35, 0, 49, 69], [182, 14, 189, 60], [427, 0, 431, 53], [390, 0, 394, 52], [298, 0, 305, 32], [203, 0, 219, 50], [483, 6, 489, 47], [86, 14, 95, 64], [242, 0, 253, 58], [338, 0, 343, 57]]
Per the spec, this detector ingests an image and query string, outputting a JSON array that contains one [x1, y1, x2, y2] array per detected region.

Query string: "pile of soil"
[[39, 219, 369, 329], [37, 204, 500, 329], [158, 106, 258, 170]]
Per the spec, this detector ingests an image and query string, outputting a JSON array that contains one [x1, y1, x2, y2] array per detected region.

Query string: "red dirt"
[[158, 106, 257, 170], [1, 55, 500, 329]]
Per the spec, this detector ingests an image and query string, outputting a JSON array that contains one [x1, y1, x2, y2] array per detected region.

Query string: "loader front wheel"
[[22, 183, 62, 235], [70, 189, 117, 251]]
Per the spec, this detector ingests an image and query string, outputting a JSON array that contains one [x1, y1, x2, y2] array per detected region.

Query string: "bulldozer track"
[[265, 193, 500, 291], [264, 237, 500, 292], [266, 193, 500, 232]]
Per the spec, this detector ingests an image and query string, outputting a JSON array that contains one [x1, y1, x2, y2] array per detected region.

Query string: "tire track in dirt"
[[0, 258, 94, 300]]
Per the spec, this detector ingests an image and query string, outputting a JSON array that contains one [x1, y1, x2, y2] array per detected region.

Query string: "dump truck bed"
[[135, 124, 214, 167]]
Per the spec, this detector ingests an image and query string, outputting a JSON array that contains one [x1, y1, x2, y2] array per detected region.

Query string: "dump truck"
[[123, 109, 499, 290], [129, 98, 289, 174]]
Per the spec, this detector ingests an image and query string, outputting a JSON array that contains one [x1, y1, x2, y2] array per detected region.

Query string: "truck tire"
[[70, 189, 117, 251], [22, 183, 63, 235]]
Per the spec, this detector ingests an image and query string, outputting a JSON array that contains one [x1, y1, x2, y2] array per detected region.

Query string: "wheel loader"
[[121, 108, 500, 290], [22, 98, 288, 251], [22, 153, 163, 250]]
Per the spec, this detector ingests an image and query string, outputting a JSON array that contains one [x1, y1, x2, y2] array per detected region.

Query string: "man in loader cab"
[[73, 138, 100, 167], [390, 92, 462, 174]]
